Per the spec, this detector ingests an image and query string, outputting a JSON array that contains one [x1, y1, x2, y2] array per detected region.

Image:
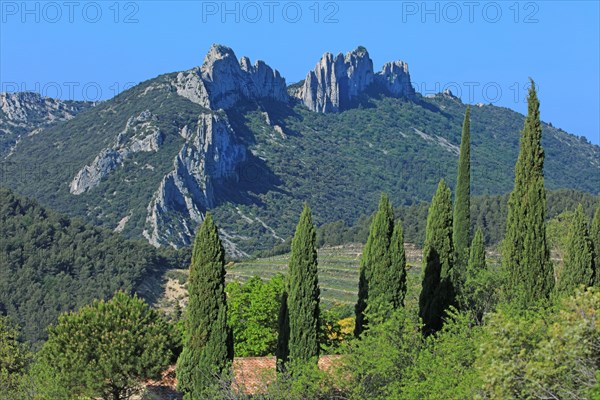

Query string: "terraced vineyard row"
[[227, 244, 424, 307]]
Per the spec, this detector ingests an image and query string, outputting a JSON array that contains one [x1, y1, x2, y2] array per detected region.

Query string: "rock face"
[[143, 113, 246, 249], [174, 44, 288, 110], [295, 47, 414, 112], [70, 110, 163, 194]]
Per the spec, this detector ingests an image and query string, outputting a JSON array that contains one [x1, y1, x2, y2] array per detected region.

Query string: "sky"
[[1, 1, 599, 144]]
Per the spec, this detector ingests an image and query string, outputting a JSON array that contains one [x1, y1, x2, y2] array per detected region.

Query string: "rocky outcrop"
[[0, 91, 92, 123], [377, 61, 415, 98], [70, 110, 163, 194], [296, 47, 374, 113], [295, 47, 414, 112], [1, 92, 94, 159], [174, 44, 288, 110], [143, 112, 246, 249]]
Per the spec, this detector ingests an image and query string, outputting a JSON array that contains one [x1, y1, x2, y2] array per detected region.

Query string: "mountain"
[[1, 45, 598, 256]]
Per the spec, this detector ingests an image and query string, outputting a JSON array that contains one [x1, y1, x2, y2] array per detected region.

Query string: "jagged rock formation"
[[174, 44, 288, 110], [377, 61, 415, 98], [143, 113, 246, 250], [70, 110, 163, 194], [295, 47, 415, 112]]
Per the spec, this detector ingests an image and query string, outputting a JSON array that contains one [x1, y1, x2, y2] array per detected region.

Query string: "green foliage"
[[460, 228, 500, 322], [591, 204, 600, 286], [263, 359, 340, 400], [177, 213, 233, 399], [355, 193, 394, 336], [387, 220, 408, 309], [340, 307, 423, 400], [311, 189, 598, 252], [476, 288, 599, 399], [502, 80, 553, 307], [0, 317, 30, 397], [419, 179, 455, 333], [226, 274, 285, 357], [286, 204, 320, 365], [453, 106, 472, 291], [0, 188, 174, 345], [546, 209, 575, 263], [319, 304, 354, 353], [275, 291, 290, 369], [556, 204, 595, 294], [34, 292, 174, 400], [396, 310, 481, 399]]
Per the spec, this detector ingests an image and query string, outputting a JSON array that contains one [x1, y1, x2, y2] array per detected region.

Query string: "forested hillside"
[[0, 188, 183, 344]]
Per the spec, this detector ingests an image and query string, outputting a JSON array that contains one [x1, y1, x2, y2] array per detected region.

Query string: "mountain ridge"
[[1, 44, 598, 256]]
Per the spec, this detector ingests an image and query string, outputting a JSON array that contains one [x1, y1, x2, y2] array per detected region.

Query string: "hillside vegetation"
[[0, 188, 183, 344]]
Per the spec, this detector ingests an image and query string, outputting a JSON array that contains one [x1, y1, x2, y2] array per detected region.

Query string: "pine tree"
[[419, 179, 455, 334], [557, 205, 594, 294], [177, 213, 233, 398], [502, 80, 553, 306], [453, 106, 471, 293], [355, 193, 394, 336], [286, 204, 320, 364], [590, 204, 600, 286]]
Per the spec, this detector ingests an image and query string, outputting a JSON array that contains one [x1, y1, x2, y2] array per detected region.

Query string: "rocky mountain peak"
[[175, 44, 288, 110], [295, 46, 414, 113], [377, 60, 415, 98]]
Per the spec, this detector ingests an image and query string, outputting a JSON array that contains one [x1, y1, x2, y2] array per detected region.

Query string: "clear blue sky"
[[1, 1, 598, 144]]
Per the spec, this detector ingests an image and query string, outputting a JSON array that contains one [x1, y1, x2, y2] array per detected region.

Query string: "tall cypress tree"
[[370, 218, 408, 314], [286, 204, 320, 364], [419, 179, 455, 334], [502, 80, 553, 306], [389, 221, 408, 308], [590, 204, 600, 286], [275, 291, 289, 371], [177, 213, 233, 398], [557, 205, 594, 294], [354, 193, 394, 337], [453, 106, 471, 293]]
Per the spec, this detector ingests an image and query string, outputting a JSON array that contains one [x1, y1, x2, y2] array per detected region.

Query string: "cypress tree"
[[177, 213, 233, 398], [354, 193, 394, 336], [468, 228, 486, 275], [556, 205, 594, 294], [287, 204, 320, 364], [370, 218, 408, 315], [502, 80, 553, 306], [453, 106, 471, 293], [591, 204, 600, 286], [389, 221, 408, 308], [419, 179, 455, 334], [461, 227, 488, 321], [275, 291, 289, 372]]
